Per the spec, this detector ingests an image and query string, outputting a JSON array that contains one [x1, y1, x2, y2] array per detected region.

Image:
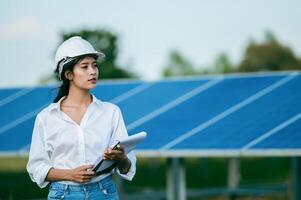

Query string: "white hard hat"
[[55, 36, 105, 78]]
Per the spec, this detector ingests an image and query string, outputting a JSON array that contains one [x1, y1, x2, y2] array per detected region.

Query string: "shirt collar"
[[49, 96, 66, 112], [91, 94, 103, 108]]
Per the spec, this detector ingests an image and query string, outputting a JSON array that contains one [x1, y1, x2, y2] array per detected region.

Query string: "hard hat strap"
[[58, 57, 77, 80]]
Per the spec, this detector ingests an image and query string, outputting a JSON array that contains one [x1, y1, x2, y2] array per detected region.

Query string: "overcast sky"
[[0, 0, 300, 88]]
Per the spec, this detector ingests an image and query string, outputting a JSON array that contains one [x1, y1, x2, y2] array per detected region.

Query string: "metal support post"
[[167, 157, 186, 200], [228, 157, 240, 200]]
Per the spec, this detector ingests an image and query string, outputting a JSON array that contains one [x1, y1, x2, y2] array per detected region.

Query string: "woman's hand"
[[103, 145, 127, 161], [46, 165, 96, 183], [103, 145, 131, 174], [69, 165, 96, 183]]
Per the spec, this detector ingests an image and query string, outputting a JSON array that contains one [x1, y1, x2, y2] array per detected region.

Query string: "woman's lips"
[[88, 78, 97, 83]]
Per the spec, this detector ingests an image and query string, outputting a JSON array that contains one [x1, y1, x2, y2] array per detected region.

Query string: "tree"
[[213, 52, 235, 74], [161, 50, 236, 77], [160, 31, 301, 79], [162, 50, 198, 77], [238, 31, 301, 72]]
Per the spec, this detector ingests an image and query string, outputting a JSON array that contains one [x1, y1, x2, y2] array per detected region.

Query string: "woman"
[[27, 36, 136, 199]]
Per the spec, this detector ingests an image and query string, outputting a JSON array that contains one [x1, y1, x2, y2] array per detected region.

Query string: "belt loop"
[[98, 181, 104, 190], [98, 179, 108, 195], [60, 184, 68, 199]]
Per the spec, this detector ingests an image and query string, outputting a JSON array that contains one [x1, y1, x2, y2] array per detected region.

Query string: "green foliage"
[[213, 52, 236, 74], [240, 157, 290, 184], [161, 31, 301, 78], [60, 29, 136, 80], [238, 31, 301, 72], [162, 50, 199, 77], [0, 171, 48, 199], [162, 50, 236, 77]]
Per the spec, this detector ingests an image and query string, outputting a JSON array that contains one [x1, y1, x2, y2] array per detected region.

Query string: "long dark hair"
[[53, 59, 77, 103], [53, 54, 98, 103]]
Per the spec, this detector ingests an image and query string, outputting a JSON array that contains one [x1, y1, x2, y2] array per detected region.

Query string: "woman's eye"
[[81, 66, 88, 69]]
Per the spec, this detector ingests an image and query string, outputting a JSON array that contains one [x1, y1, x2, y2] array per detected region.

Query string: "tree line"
[[40, 29, 301, 83], [163, 31, 301, 77]]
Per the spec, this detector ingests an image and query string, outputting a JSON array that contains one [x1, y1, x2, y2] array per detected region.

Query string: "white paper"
[[120, 131, 147, 153]]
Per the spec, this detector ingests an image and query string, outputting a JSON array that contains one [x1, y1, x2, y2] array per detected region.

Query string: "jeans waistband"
[[50, 175, 113, 192]]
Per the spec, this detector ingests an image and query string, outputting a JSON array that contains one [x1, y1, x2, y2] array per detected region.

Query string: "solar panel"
[[130, 75, 289, 150], [250, 116, 301, 149], [0, 88, 28, 102], [170, 74, 301, 150], [118, 79, 210, 125], [0, 87, 54, 127], [0, 72, 300, 157], [92, 81, 143, 102]]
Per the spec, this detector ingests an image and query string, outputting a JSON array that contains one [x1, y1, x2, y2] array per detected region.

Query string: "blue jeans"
[[47, 175, 119, 200]]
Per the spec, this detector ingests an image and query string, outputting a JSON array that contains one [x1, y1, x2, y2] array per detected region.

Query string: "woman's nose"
[[89, 66, 97, 75]]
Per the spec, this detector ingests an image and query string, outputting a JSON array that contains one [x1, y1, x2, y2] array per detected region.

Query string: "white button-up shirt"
[[27, 95, 136, 188]]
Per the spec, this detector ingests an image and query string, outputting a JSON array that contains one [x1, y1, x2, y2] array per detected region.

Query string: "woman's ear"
[[64, 70, 73, 81]]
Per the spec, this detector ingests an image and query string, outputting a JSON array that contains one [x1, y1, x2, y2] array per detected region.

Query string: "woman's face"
[[69, 56, 99, 90]]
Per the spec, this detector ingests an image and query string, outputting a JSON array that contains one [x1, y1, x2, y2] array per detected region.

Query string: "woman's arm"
[[27, 116, 53, 188], [46, 165, 96, 183]]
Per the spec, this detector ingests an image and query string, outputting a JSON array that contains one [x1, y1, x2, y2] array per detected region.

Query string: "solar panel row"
[[0, 72, 300, 157]]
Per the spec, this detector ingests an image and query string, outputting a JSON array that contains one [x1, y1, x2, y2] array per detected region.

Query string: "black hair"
[[53, 54, 98, 103]]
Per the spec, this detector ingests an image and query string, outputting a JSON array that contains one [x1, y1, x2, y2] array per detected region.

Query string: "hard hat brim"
[[82, 51, 106, 62]]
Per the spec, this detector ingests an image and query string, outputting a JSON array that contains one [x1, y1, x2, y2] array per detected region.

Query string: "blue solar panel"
[[92, 81, 142, 101], [0, 87, 54, 127], [251, 115, 301, 149], [0, 118, 35, 151], [118, 79, 210, 124], [0, 88, 24, 100], [171, 74, 301, 150], [131, 75, 287, 149], [0, 72, 300, 156]]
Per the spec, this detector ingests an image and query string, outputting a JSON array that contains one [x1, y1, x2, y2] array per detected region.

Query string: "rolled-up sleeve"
[[115, 151, 136, 181], [26, 115, 52, 188], [111, 106, 137, 181]]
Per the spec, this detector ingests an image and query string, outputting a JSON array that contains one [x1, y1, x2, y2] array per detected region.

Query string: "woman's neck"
[[64, 86, 92, 107]]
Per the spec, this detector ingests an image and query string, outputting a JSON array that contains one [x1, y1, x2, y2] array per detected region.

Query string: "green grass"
[[0, 157, 28, 172], [0, 157, 291, 199]]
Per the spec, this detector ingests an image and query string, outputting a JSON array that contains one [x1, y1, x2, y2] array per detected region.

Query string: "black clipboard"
[[92, 142, 120, 175], [91, 131, 147, 175]]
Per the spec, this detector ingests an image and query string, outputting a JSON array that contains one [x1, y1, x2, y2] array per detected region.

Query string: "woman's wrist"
[[117, 157, 131, 174], [65, 169, 74, 181], [47, 168, 72, 182]]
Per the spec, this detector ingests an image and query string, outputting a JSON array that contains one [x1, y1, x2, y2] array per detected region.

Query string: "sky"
[[0, 0, 300, 88]]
